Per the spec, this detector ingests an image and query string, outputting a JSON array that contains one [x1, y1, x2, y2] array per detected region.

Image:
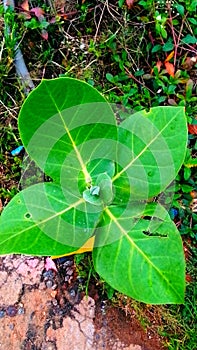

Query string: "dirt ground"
[[0, 255, 166, 350]]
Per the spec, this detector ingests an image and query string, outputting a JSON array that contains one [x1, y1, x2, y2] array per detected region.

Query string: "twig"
[[166, 1, 178, 67], [3, 0, 35, 94], [124, 66, 156, 95], [105, 0, 121, 26], [94, 1, 107, 44], [0, 36, 5, 62]]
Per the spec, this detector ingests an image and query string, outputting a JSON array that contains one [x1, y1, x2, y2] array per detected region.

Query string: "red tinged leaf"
[[31, 7, 44, 18], [186, 274, 192, 282], [20, 12, 31, 19], [164, 61, 175, 77], [126, 0, 135, 9], [150, 60, 162, 75], [188, 124, 197, 134], [156, 60, 162, 72], [59, 14, 68, 20], [21, 0, 29, 11], [49, 17, 57, 24], [168, 98, 177, 106], [41, 30, 48, 41]]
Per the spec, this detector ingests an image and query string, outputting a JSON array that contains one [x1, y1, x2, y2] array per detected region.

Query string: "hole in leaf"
[[24, 212, 32, 219], [170, 124, 176, 130], [148, 171, 154, 177], [143, 230, 168, 238], [143, 216, 152, 220], [17, 199, 21, 204]]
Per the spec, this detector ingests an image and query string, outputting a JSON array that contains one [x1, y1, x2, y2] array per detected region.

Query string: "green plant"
[[0, 77, 188, 304], [24, 17, 49, 31], [158, 244, 197, 350]]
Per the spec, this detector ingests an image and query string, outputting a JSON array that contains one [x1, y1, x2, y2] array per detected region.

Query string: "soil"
[[0, 255, 166, 350]]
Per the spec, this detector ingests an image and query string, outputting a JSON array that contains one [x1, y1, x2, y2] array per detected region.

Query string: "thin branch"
[[94, 1, 107, 44]]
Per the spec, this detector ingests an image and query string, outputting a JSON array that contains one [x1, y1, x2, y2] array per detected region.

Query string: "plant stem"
[[3, 0, 35, 94]]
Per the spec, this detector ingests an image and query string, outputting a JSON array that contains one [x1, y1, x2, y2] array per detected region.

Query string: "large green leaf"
[[18, 78, 117, 186], [93, 203, 185, 304], [1, 78, 118, 255], [0, 182, 102, 255], [114, 107, 187, 201]]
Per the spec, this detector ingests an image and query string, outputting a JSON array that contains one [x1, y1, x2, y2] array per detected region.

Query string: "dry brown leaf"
[[182, 56, 197, 70], [164, 61, 175, 77], [21, 0, 29, 11], [165, 51, 174, 62], [168, 98, 177, 106]]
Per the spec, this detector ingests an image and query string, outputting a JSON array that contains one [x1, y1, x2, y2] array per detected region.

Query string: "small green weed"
[[161, 244, 197, 350], [74, 252, 115, 299]]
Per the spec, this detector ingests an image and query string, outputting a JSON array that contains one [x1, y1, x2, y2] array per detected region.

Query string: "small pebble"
[[9, 323, 14, 330], [51, 283, 57, 290], [6, 306, 17, 317], [77, 277, 84, 284], [0, 310, 5, 318], [39, 282, 47, 290], [41, 341, 56, 350], [95, 333, 100, 341], [69, 289, 76, 297], [50, 290, 57, 298], [43, 270, 54, 280], [18, 307, 25, 315], [63, 260, 73, 267], [66, 267, 73, 276], [57, 309, 64, 316], [46, 280, 53, 289], [52, 299, 58, 306]]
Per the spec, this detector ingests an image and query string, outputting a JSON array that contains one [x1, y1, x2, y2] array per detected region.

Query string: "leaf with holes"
[[0, 78, 117, 254], [93, 203, 185, 303], [0, 182, 102, 255]]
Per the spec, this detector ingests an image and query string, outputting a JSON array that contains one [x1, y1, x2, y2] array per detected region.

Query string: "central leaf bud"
[[90, 185, 100, 196], [83, 173, 113, 206]]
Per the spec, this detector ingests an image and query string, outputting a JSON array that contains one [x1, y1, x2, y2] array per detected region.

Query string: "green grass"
[[0, 0, 197, 348]]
